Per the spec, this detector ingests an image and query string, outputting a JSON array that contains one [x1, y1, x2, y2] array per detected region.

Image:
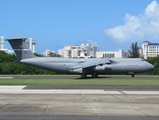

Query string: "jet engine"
[[70, 68, 83, 73], [95, 64, 111, 72]]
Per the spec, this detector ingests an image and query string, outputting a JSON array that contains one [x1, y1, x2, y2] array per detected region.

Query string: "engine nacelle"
[[70, 68, 83, 73], [95, 64, 111, 72]]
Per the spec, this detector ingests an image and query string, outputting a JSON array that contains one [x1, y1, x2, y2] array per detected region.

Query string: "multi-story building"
[[141, 41, 159, 59], [58, 45, 72, 58], [58, 44, 98, 58], [32, 42, 36, 53], [96, 50, 128, 58], [26, 38, 36, 53]]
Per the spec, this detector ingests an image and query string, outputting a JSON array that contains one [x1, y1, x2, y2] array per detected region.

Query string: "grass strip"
[[0, 79, 159, 86]]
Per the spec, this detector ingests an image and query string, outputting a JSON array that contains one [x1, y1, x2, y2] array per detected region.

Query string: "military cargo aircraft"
[[7, 38, 154, 78]]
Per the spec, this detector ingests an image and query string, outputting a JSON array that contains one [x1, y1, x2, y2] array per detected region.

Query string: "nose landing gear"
[[131, 74, 135, 77]]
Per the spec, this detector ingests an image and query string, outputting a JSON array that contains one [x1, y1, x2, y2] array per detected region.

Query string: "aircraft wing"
[[71, 59, 111, 69]]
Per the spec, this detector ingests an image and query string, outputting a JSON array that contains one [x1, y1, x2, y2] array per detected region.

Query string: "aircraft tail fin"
[[6, 38, 36, 61]]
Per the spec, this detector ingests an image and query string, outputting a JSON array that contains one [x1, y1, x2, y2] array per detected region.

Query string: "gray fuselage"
[[20, 57, 154, 75]]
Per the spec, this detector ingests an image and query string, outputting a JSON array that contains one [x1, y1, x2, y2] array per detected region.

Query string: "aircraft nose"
[[148, 63, 154, 70]]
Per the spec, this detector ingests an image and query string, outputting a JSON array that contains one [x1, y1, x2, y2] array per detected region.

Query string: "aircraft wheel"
[[131, 74, 135, 77], [81, 73, 87, 78], [92, 73, 98, 78]]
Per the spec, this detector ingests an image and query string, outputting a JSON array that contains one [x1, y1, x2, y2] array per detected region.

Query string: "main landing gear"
[[92, 73, 98, 78], [81, 73, 87, 78], [81, 73, 99, 78]]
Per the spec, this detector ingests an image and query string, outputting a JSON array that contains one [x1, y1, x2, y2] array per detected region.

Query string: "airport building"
[[96, 50, 128, 58], [140, 41, 159, 59], [58, 43, 98, 58]]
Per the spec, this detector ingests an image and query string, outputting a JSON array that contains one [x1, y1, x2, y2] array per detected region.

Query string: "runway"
[[0, 86, 159, 120], [1, 74, 159, 80]]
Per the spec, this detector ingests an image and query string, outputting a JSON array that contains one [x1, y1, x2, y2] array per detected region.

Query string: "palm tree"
[[128, 42, 140, 58]]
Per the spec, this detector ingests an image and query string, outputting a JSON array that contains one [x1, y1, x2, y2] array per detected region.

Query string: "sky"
[[0, 0, 159, 53]]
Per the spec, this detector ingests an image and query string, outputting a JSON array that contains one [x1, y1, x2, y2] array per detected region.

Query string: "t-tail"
[[6, 38, 35, 62]]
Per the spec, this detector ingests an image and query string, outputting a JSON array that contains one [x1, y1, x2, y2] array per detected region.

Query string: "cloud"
[[104, 1, 159, 43]]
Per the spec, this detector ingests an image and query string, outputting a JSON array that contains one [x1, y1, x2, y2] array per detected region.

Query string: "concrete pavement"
[[0, 86, 159, 120]]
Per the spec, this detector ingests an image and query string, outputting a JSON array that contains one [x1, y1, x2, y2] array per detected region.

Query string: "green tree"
[[0, 51, 57, 74], [0, 51, 16, 62], [128, 42, 140, 58], [48, 52, 61, 57], [56, 54, 61, 57], [146, 55, 159, 75], [34, 53, 43, 57], [48, 52, 56, 57]]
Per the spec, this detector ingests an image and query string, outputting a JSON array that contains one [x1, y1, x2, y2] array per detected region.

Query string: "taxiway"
[[0, 85, 159, 120]]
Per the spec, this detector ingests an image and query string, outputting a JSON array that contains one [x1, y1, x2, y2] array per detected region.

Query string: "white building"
[[43, 49, 55, 56], [0, 36, 4, 49], [141, 41, 159, 59], [26, 38, 36, 53], [58, 44, 98, 58], [71, 49, 80, 57], [96, 50, 128, 58], [32, 42, 36, 53], [58, 45, 72, 58]]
